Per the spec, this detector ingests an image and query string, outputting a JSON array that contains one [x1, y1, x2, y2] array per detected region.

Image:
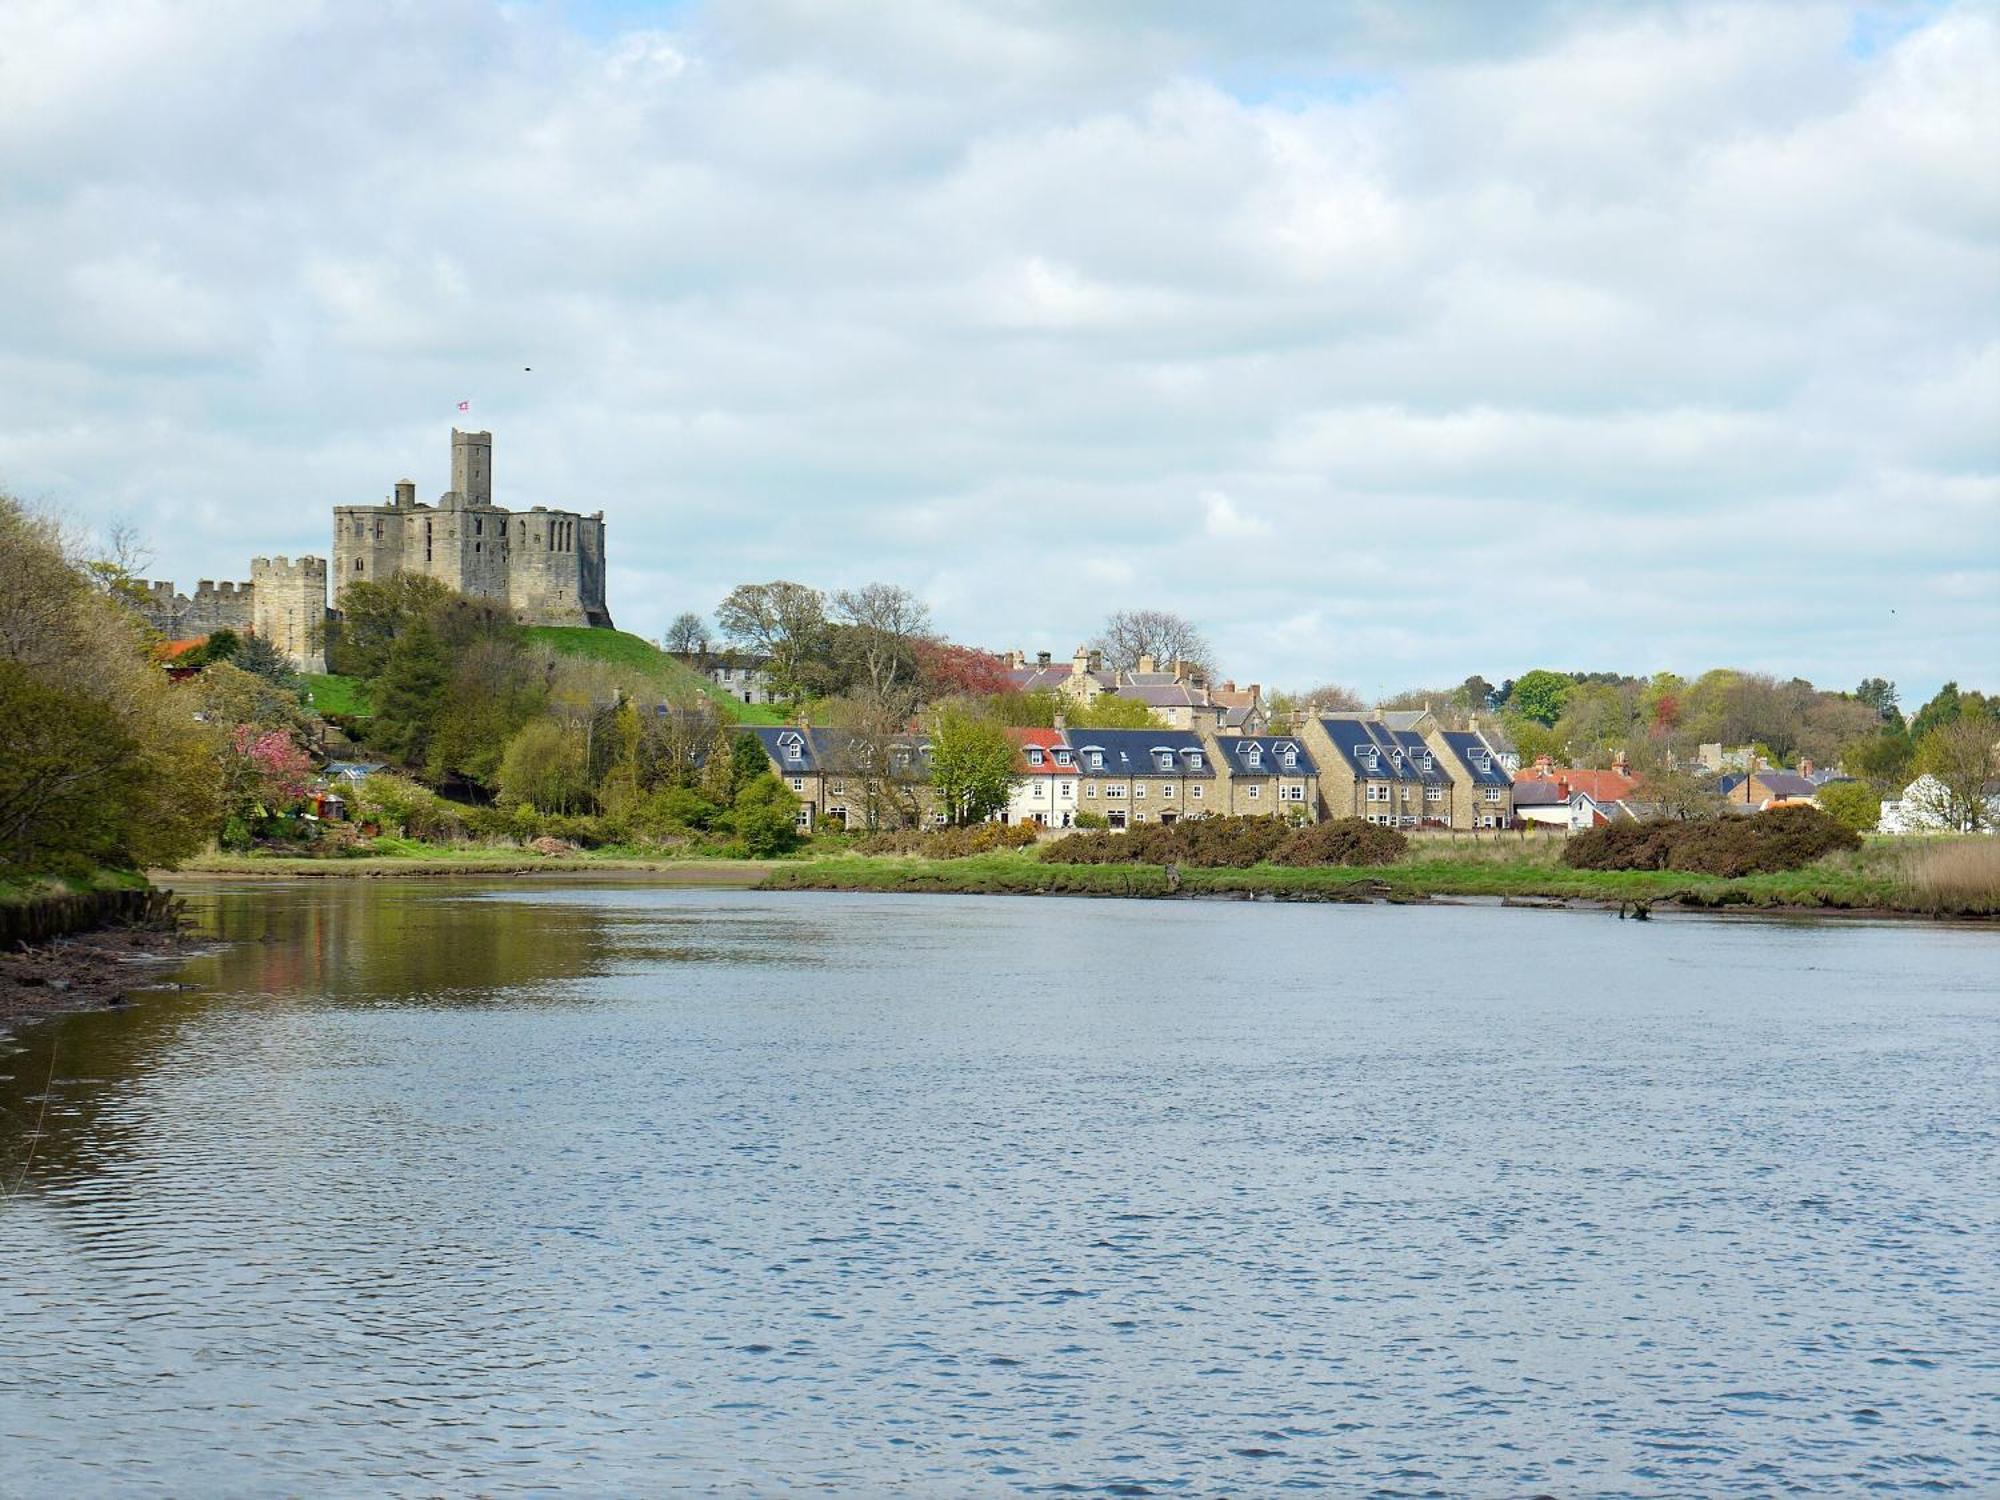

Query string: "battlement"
[[252, 554, 328, 581]]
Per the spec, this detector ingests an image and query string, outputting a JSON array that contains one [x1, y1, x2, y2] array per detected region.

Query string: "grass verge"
[[300, 673, 371, 717], [523, 627, 786, 725]]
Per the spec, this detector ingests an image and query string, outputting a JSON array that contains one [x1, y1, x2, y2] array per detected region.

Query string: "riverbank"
[[159, 838, 1998, 918], [1, 870, 206, 1036], [759, 844, 1996, 919]]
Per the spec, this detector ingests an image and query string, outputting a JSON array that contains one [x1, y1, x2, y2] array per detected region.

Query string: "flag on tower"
[[457, 400, 470, 412]]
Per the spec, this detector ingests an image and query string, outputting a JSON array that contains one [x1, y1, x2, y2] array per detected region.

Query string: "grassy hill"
[[523, 627, 785, 724]]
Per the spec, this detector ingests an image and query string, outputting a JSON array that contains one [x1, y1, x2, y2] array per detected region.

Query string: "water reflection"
[[2, 885, 1997, 1496]]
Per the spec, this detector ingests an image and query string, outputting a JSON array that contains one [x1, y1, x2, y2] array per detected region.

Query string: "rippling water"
[[3, 883, 1997, 1496]]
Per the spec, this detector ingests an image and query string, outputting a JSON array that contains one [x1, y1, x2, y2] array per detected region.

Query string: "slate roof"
[[1438, 730, 1513, 787], [1216, 735, 1316, 777], [1318, 716, 1448, 784], [1005, 664, 1081, 695], [1720, 770, 1817, 800], [1511, 778, 1570, 807], [1064, 728, 1215, 778]]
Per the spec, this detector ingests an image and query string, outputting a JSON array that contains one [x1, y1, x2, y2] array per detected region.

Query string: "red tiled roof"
[[156, 637, 209, 660], [1005, 726, 1071, 775], [1517, 765, 1642, 803]]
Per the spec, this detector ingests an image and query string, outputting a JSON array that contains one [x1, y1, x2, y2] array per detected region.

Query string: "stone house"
[[1718, 768, 1818, 810], [750, 724, 936, 832], [673, 650, 776, 706], [1426, 724, 1518, 829], [1302, 713, 1457, 827], [1201, 731, 1318, 818], [999, 727, 1081, 828], [1068, 728, 1216, 828]]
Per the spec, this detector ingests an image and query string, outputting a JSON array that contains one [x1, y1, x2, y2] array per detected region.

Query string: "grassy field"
[[760, 838, 1958, 914], [523, 627, 786, 724], [300, 673, 371, 717]]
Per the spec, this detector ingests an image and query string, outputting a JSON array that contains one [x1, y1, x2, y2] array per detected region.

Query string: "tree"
[[715, 580, 827, 701], [369, 618, 450, 767], [1508, 669, 1575, 727], [728, 773, 802, 855], [1841, 727, 1915, 793], [1910, 682, 1996, 744], [1067, 694, 1162, 729], [1090, 609, 1212, 674], [1279, 682, 1364, 715], [1910, 719, 1998, 831], [926, 703, 1018, 825], [1455, 676, 1496, 713], [235, 632, 297, 685], [497, 718, 594, 814], [0, 661, 151, 867], [1854, 677, 1899, 722], [1816, 779, 1881, 834], [916, 640, 1016, 700], [663, 611, 709, 656], [832, 583, 932, 699], [329, 573, 456, 678]]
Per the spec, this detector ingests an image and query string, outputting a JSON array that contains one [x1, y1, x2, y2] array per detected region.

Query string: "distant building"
[[673, 651, 776, 706]]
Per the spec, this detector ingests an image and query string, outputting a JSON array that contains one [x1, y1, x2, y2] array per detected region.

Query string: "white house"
[[999, 728, 1081, 829], [1879, 774, 2000, 834]]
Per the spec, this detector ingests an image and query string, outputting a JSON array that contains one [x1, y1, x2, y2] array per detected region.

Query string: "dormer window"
[[1055, 750, 1072, 766], [779, 733, 804, 764], [1155, 751, 1174, 771], [1281, 748, 1297, 769], [1188, 752, 1202, 769], [1027, 747, 1045, 766], [1089, 750, 1104, 770], [1245, 746, 1262, 767]]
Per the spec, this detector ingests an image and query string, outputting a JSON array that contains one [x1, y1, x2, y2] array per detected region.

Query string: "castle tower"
[[451, 428, 493, 507], [251, 555, 330, 673]]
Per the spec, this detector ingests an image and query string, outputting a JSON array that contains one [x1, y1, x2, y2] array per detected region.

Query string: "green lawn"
[[523, 627, 786, 724], [300, 673, 371, 717]]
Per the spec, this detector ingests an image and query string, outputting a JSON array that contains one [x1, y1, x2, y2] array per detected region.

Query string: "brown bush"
[[855, 822, 1041, 858], [1562, 805, 1860, 876], [1272, 819, 1409, 867]]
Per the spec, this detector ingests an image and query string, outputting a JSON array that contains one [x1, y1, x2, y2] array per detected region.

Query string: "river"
[[2, 882, 1997, 1495]]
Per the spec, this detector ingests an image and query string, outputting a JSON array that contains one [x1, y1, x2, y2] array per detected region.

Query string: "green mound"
[[522, 627, 784, 723]]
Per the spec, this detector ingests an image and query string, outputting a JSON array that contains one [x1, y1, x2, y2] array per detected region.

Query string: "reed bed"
[[1904, 838, 2000, 915]]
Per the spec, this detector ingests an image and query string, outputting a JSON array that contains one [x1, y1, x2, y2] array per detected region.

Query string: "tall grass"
[[1905, 838, 2000, 915]]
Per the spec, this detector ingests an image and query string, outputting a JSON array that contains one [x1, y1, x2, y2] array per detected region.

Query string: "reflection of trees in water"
[[0, 882, 618, 1192], [0, 885, 845, 1194]]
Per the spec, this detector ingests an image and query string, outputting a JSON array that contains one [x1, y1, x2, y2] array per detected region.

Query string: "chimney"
[[1611, 749, 1629, 776], [1222, 679, 1235, 693], [1247, 683, 1260, 700], [1800, 757, 1815, 777], [394, 480, 415, 508], [1053, 711, 1067, 731], [1369, 707, 1382, 723], [1137, 653, 1156, 676], [1088, 650, 1103, 672], [1036, 650, 1051, 667], [1535, 753, 1554, 776], [1072, 646, 1090, 678]]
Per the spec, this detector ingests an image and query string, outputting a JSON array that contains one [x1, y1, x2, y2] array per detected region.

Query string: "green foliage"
[[0, 660, 151, 868], [301, 673, 371, 717], [234, 632, 297, 685], [1073, 809, 1109, 829], [926, 703, 1018, 825], [1272, 819, 1411, 867], [349, 772, 466, 841], [1066, 694, 1163, 729], [1508, 669, 1575, 727], [1909, 681, 1996, 744], [1814, 779, 1881, 834], [367, 617, 450, 766], [727, 772, 802, 856], [329, 574, 457, 678], [1840, 727, 1914, 792], [496, 719, 594, 814], [1561, 805, 1859, 876], [525, 625, 783, 723]]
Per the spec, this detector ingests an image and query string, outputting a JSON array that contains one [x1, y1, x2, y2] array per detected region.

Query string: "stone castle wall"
[[251, 555, 329, 674], [135, 578, 255, 640]]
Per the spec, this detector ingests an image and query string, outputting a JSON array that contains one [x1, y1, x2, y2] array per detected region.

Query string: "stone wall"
[[134, 578, 254, 639], [250, 555, 329, 673]]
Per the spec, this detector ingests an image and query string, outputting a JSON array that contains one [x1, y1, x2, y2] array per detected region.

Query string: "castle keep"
[[135, 428, 613, 668], [333, 429, 612, 628]]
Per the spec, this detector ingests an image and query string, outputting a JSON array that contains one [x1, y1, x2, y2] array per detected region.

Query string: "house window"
[[1155, 752, 1173, 771], [1055, 750, 1073, 766], [1191, 784, 1203, 800], [1085, 784, 1097, 798], [829, 780, 845, 794], [1245, 747, 1262, 768], [1134, 784, 1146, 799], [1027, 748, 1044, 766], [1106, 785, 1127, 799], [1281, 750, 1297, 769], [1485, 788, 1502, 803], [789, 778, 805, 793], [1280, 784, 1304, 801], [1089, 751, 1103, 770], [793, 808, 811, 829], [1188, 753, 1203, 769], [1033, 781, 1046, 798], [1059, 781, 1074, 798], [1426, 785, 1444, 802], [1247, 785, 1260, 800], [1161, 784, 1174, 799], [1367, 784, 1388, 802]]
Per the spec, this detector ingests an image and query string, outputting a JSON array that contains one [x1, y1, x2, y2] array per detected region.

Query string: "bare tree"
[[1284, 681, 1364, 713], [831, 582, 933, 698], [822, 687, 924, 829], [1090, 608, 1212, 674], [662, 611, 709, 657], [715, 580, 826, 700]]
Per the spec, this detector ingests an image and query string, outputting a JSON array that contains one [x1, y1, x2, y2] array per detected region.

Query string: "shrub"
[[351, 772, 465, 841], [1272, 819, 1409, 866], [1073, 810, 1108, 830], [1562, 804, 1860, 876], [1816, 779, 1881, 834], [855, 822, 1040, 858], [1043, 816, 1301, 869]]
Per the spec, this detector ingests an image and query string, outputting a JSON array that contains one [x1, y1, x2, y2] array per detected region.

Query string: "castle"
[[135, 429, 613, 669]]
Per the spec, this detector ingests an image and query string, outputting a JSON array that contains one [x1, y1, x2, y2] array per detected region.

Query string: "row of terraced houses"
[[748, 701, 1518, 834]]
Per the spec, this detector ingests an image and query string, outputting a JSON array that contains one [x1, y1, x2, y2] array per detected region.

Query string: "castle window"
[[354, 559, 364, 574]]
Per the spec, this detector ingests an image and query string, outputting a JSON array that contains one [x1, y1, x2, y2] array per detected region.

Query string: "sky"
[[1, 0, 1993, 706]]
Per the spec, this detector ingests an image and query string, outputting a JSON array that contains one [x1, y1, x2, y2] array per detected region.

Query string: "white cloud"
[[0, 0, 1992, 702]]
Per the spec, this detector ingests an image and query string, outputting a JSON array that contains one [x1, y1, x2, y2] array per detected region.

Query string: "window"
[[1055, 750, 1073, 766], [1155, 751, 1174, 771], [1191, 784, 1203, 800], [793, 807, 811, 829], [1027, 748, 1044, 766], [1033, 780, 1046, 798], [1161, 784, 1174, 799], [1367, 783, 1388, 802], [1085, 784, 1097, 798], [789, 778, 805, 793], [829, 780, 845, 795], [1106, 784, 1127, 799], [1245, 747, 1262, 768], [1188, 752, 1203, 769], [1247, 784, 1260, 800], [1280, 784, 1304, 802], [1425, 785, 1444, 802], [1059, 781, 1074, 798], [1281, 749, 1297, 769], [1134, 784, 1146, 799], [1485, 787, 1502, 803], [1089, 751, 1104, 770]]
